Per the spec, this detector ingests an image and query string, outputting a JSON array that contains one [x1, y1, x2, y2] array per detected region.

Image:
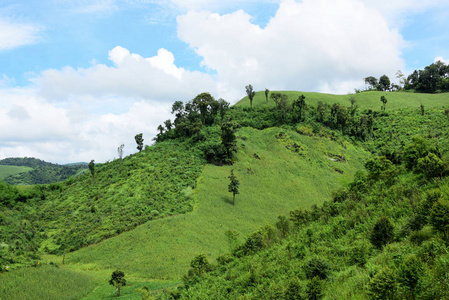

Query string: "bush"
[[303, 257, 330, 280], [370, 217, 394, 249], [368, 267, 396, 300]]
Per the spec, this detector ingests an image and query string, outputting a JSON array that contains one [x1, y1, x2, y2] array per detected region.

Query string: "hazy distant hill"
[[0, 157, 87, 185]]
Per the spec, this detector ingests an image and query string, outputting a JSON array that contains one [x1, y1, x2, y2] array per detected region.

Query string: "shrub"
[[370, 217, 394, 249], [303, 257, 330, 280], [368, 267, 396, 300]]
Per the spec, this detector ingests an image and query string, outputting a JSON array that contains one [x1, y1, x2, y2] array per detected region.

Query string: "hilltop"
[[1, 90, 449, 299]]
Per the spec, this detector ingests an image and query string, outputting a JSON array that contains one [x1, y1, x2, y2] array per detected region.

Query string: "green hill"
[[0, 165, 33, 180], [1, 90, 449, 299], [0, 157, 88, 185], [236, 90, 449, 111]]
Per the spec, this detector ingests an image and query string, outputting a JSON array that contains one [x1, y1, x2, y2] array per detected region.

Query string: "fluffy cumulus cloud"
[[177, 0, 405, 94], [0, 18, 42, 51], [0, 88, 171, 163], [0, 44, 223, 163], [34, 46, 218, 102], [0, 0, 418, 163]]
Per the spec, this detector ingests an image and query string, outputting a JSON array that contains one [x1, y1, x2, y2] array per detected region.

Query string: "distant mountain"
[[0, 157, 88, 185]]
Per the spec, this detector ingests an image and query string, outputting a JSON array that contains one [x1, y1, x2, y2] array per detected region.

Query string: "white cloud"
[[0, 88, 172, 163], [35, 46, 218, 103], [177, 0, 405, 94], [0, 18, 42, 51], [435, 56, 449, 64]]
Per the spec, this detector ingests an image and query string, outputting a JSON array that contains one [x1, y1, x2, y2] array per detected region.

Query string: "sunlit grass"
[[236, 90, 449, 111], [64, 126, 369, 281]]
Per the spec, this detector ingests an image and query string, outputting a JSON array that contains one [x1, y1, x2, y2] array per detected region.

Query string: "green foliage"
[[430, 199, 449, 240], [109, 270, 126, 297], [397, 254, 423, 297], [368, 267, 396, 300], [370, 217, 395, 249], [305, 276, 323, 300], [0, 157, 87, 185], [135, 133, 144, 152], [228, 169, 240, 206], [303, 257, 331, 280]]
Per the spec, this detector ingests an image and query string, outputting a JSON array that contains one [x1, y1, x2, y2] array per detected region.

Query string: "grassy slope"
[[62, 126, 368, 285], [236, 90, 449, 111], [0, 165, 33, 180]]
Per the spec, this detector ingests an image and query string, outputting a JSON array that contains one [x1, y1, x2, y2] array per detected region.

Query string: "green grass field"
[[55, 127, 369, 286], [236, 90, 449, 111], [0, 165, 32, 180]]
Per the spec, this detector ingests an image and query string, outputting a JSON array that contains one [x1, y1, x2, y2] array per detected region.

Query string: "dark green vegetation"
[[0, 157, 87, 185], [1, 87, 449, 299], [364, 60, 449, 93]]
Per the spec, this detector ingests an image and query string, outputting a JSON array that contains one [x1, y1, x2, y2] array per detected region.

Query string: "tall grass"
[[0, 265, 98, 300], [64, 126, 369, 280]]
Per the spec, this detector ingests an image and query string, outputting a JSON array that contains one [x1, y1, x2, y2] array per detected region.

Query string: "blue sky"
[[1, 0, 449, 163]]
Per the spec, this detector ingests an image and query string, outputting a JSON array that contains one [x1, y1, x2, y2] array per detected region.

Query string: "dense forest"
[[0, 157, 87, 185], [1, 87, 449, 299]]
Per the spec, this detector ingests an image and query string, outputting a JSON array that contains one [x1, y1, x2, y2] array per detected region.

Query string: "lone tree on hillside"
[[228, 169, 240, 206], [88, 160, 95, 185], [135, 133, 144, 152], [246, 84, 256, 110], [109, 270, 126, 297], [117, 144, 124, 160], [265, 88, 270, 103], [380, 96, 388, 111]]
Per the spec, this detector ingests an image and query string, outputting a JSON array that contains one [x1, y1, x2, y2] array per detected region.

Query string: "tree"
[[164, 119, 172, 131], [88, 160, 95, 185], [292, 94, 306, 122], [370, 217, 394, 249], [378, 75, 391, 91], [396, 70, 406, 89], [417, 152, 445, 179], [221, 121, 239, 162], [271, 92, 288, 120], [217, 98, 230, 124], [246, 84, 256, 110], [135, 133, 144, 152], [109, 270, 126, 297], [265, 88, 270, 103], [228, 169, 240, 206], [117, 144, 124, 160], [380, 96, 387, 111], [397, 254, 423, 299], [193, 92, 215, 125], [430, 199, 449, 240], [364, 76, 378, 90]]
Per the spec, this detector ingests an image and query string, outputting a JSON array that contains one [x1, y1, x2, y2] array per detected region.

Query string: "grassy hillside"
[[1, 90, 448, 299], [64, 126, 369, 280], [236, 90, 449, 111], [0, 165, 33, 180]]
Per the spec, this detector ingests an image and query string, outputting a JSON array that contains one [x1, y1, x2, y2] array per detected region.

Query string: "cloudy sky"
[[1, 0, 448, 163]]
